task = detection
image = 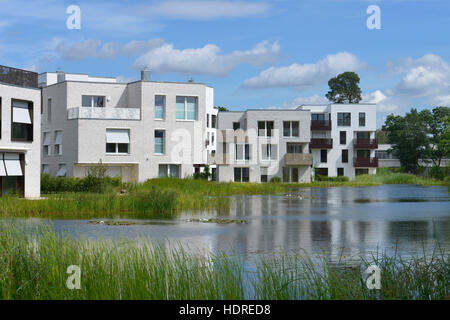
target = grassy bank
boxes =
[0,223,448,300]
[0,171,447,219]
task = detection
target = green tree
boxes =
[216,106,229,112]
[375,129,388,144]
[382,109,431,174]
[425,106,450,167]
[325,72,362,104]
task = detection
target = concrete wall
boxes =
[0,83,41,198]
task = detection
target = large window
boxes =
[158,164,180,178]
[106,129,130,154]
[235,144,250,161]
[359,113,366,126]
[287,143,303,154]
[154,130,165,154]
[283,167,299,183]
[82,95,105,108]
[211,115,217,128]
[233,122,240,130]
[337,113,351,126]
[155,95,165,120]
[176,96,197,120]
[283,121,299,137]
[337,168,344,176]
[234,167,249,182]
[57,164,67,177]
[11,100,33,141]
[258,121,274,137]
[261,144,277,160]
[54,131,62,155]
[43,132,51,156]
[47,98,52,123]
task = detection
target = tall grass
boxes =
[0,224,448,300]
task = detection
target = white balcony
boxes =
[67,107,141,120]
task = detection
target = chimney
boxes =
[56,69,65,83]
[141,67,151,81]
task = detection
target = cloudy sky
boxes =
[1,0,449,126]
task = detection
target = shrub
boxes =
[314,175,349,182]
[269,177,281,183]
[41,174,122,194]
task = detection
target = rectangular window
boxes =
[11,100,33,141]
[261,175,268,183]
[54,130,62,155]
[282,167,300,182]
[82,95,105,108]
[320,149,327,163]
[315,168,328,177]
[57,164,67,177]
[340,131,346,144]
[355,168,369,176]
[283,121,299,137]
[258,121,274,137]
[158,164,180,178]
[211,132,215,145]
[211,115,217,128]
[42,164,49,174]
[359,112,366,126]
[106,129,130,154]
[233,122,240,130]
[312,113,327,121]
[235,144,250,161]
[261,144,277,160]
[234,167,249,182]
[206,114,210,127]
[337,168,344,176]
[342,149,348,163]
[47,98,52,123]
[176,96,197,120]
[287,143,303,154]
[155,95,165,120]
[43,132,51,156]
[155,130,165,154]
[337,112,351,126]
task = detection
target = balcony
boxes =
[67,107,141,120]
[354,138,378,149]
[354,157,378,167]
[311,120,331,131]
[285,153,312,166]
[310,138,333,149]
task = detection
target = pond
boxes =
[18,185,450,263]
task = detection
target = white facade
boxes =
[297,103,378,180]
[41,71,216,182]
[216,109,312,183]
[38,71,116,88]
[0,79,41,198]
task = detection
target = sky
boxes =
[0,0,449,127]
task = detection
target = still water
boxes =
[25,185,450,261]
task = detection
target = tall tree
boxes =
[382,109,431,174]
[425,106,450,167]
[325,72,362,104]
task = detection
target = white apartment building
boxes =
[297,103,378,180]
[39,70,216,182]
[0,65,41,198]
[216,109,312,183]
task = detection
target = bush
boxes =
[314,175,349,182]
[269,177,281,183]
[41,173,122,194]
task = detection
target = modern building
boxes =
[376,144,450,169]
[0,65,41,198]
[39,70,216,182]
[215,109,312,183]
[297,103,378,180]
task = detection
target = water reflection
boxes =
[15,185,450,263]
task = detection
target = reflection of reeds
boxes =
[0,223,448,300]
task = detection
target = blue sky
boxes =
[1,0,449,126]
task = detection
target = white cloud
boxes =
[362,90,399,112]
[387,54,450,102]
[133,40,280,76]
[147,1,270,20]
[99,39,165,59]
[279,94,330,108]
[242,52,365,89]
[55,40,101,61]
